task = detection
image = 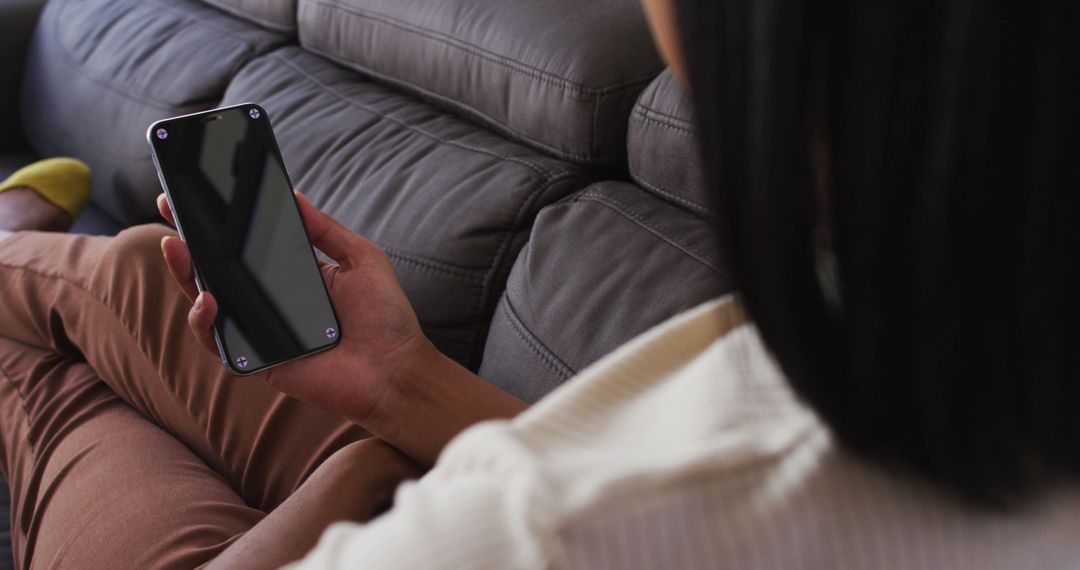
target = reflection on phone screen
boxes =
[152,107,339,373]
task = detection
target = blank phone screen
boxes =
[149,105,339,374]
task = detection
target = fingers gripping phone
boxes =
[148,104,340,375]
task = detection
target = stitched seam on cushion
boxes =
[201,0,297,33]
[628,109,710,215]
[53,0,266,109]
[384,253,484,283]
[576,193,722,273]
[500,299,574,380]
[374,244,487,284]
[627,169,711,216]
[636,103,697,129]
[309,0,662,96]
[297,45,620,164]
[275,53,573,178]
[143,0,270,45]
[632,106,697,135]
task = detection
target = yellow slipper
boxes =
[0,158,92,220]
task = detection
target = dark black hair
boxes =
[676,0,1080,505]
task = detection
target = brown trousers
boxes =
[0,225,376,568]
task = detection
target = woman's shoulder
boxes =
[508,293,812,448]
[519,294,804,426]
[430,297,1080,569]
[520,294,755,414]
[486,293,825,499]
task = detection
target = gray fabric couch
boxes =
[0,0,728,565]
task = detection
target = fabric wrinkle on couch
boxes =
[297,0,666,165]
[220,48,589,368]
[20,0,289,226]
[628,69,711,215]
[478,182,725,402]
[479,68,724,402]
[201,0,300,32]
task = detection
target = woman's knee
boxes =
[93,224,178,291]
[105,224,174,264]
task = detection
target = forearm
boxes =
[208,439,422,569]
[368,341,529,467]
[212,352,523,567]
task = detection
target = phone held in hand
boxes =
[147,103,341,375]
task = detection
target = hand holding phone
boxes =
[149,104,341,375]
[152,104,526,464]
[150,101,426,378]
[158,189,433,422]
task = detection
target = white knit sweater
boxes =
[289,297,1080,569]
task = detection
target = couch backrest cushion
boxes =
[296,0,664,166]
[221,48,589,367]
[21,0,287,225]
[201,0,298,32]
[478,182,729,402]
[627,69,711,215]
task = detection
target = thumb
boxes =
[295,192,369,270]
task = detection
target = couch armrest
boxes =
[0,0,48,154]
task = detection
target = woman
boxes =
[1,0,1077,567]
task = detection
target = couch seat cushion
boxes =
[479,182,729,402]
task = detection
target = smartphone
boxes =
[147,103,340,375]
